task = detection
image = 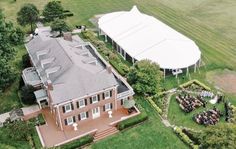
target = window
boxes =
[80,112,87,120]
[66,116,75,125]
[92,95,98,103]
[104,91,111,99]
[104,103,112,111]
[64,103,72,113]
[79,99,85,108]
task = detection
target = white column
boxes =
[194,63,197,72]
[198,58,201,67]
[164,69,166,79]
[186,67,189,76]
[105,35,108,42]
[132,58,135,65]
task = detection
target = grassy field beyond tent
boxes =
[1,0,236,70]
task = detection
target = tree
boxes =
[17,3,39,33]
[0,59,16,92]
[127,60,162,96]
[197,123,236,149]
[5,120,33,141]
[51,19,70,36]
[42,1,64,22]
[20,85,36,105]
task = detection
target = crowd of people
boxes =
[176,94,204,113]
[194,108,222,126]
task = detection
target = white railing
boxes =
[117,90,134,100]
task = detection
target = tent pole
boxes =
[105,35,108,42]
[194,63,197,73]
[164,69,166,80]
[186,67,189,76]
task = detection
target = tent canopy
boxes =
[98,6,201,69]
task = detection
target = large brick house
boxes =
[22,27,139,147]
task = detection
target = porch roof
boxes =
[34,89,47,101]
[22,67,41,86]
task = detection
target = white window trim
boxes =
[104,91,111,100]
[79,99,85,108]
[64,103,72,113]
[92,95,98,103]
[67,116,74,125]
[80,112,87,120]
[105,103,111,111]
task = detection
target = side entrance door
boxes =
[92,107,100,119]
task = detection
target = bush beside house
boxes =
[59,135,93,149]
[117,112,148,130]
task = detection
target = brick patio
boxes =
[37,107,139,148]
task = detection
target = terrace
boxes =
[22,67,42,88]
[37,107,140,148]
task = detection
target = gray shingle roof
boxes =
[26,27,119,104]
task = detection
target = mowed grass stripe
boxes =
[139,3,236,68]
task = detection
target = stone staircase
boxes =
[94,127,119,142]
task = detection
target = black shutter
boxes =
[64,119,67,125]
[73,116,76,122]
[62,106,65,113]
[103,105,105,111]
[86,112,89,118]
[121,99,124,105]
[98,94,100,101]
[71,103,74,110]
[110,103,113,109]
[78,114,81,121]
[85,99,87,105]
[103,93,105,99]
[90,97,92,104]
[110,90,112,97]
[77,101,80,108]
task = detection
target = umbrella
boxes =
[123,99,135,109]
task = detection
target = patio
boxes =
[38,107,139,148]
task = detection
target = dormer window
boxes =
[45,66,61,78]
[41,57,55,68]
[36,49,49,60]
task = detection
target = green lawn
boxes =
[90,97,187,149]
[168,93,226,130]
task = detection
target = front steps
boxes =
[94,127,119,142]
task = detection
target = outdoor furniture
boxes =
[123,99,135,114]
[108,110,113,118]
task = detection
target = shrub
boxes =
[179,79,211,91]
[173,126,198,149]
[117,112,148,130]
[147,97,162,114]
[60,135,93,149]
[22,54,31,68]
[20,85,36,105]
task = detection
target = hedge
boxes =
[173,126,199,149]
[147,97,162,114]
[60,135,93,149]
[117,112,148,130]
[179,79,211,91]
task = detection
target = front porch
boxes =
[37,107,140,148]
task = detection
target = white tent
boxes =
[98,6,201,71]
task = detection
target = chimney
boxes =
[106,65,112,74]
[47,80,53,90]
[63,32,72,41]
